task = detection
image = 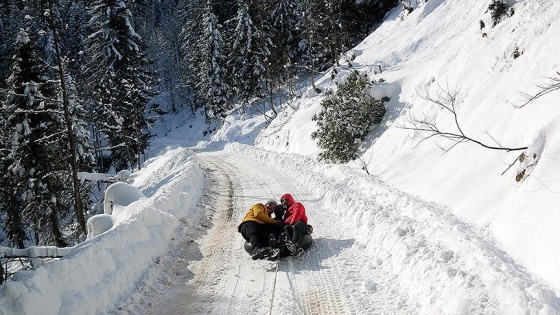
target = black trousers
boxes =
[284,221,308,244]
[240,221,281,248]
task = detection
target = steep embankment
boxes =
[254,0,560,290]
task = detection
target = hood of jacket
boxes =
[280,193,295,207]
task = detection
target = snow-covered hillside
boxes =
[252,0,560,290]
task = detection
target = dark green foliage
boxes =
[226,1,270,110]
[2,28,71,246]
[311,70,387,163]
[488,0,507,26]
[180,0,399,114]
[85,0,156,170]
[200,0,231,119]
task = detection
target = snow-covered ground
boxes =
[114,145,560,314]
[2,0,560,314]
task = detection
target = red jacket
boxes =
[281,193,308,225]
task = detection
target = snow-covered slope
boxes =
[254,0,560,290]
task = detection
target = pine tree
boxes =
[3,28,69,246]
[0,1,21,88]
[179,0,206,115]
[311,70,387,163]
[0,2,27,248]
[488,0,507,26]
[258,0,299,115]
[58,0,89,74]
[227,0,271,112]
[85,0,156,171]
[199,0,232,119]
[133,0,183,113]
[0,89,27,249]
[44,0,96,235]
[294,0,326,92]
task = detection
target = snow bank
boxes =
[0,147,204,315]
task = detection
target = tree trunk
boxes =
[303,1,318,92]
[268,75,276,116]
[49,210,67,247]
[46,0,86,234]
[329,1,340,67]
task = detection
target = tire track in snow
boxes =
[197,153,285,314]
[114,149,414,315]
[180,157,238,314]
[289,247,350,315]
[115,144,560,314]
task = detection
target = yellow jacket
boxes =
[238,203,277,231]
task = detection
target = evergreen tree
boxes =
[0,85,27,248]
[227,0,271,112]
[311,70,387,163]
[294,0,326,92]
[488,0,507,26]
[85,0,156,171]
[199,0,232,119]
[57,0,89,74]
[0,1,21,88]
[45,0,96,236]
[258,0,300,114]
[134,0,183,113]
[3,28,68,246]
[214,0,238,24]
[179,0,206,114]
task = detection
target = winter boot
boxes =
[285,242,304,257]
[251,247,269,260]
[265,248,281,260]
[285,241,296,255]
[269,234,278,248]
[280,232,290,246]
[278,233,291,256]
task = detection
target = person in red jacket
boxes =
[280,193,309,256]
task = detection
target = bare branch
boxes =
[400,87,528,152]
[501,152,525,175]
[356,140,377,175]
[516,72,560,108]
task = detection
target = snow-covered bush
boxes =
[86,214,114,239]
[311,70,387,163]
[103,182,145,215]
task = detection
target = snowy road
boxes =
[114,145,560,315]
[189,151,410,314]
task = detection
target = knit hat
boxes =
[265,199,277,206]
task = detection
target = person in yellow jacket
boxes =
[238,200,283,260]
